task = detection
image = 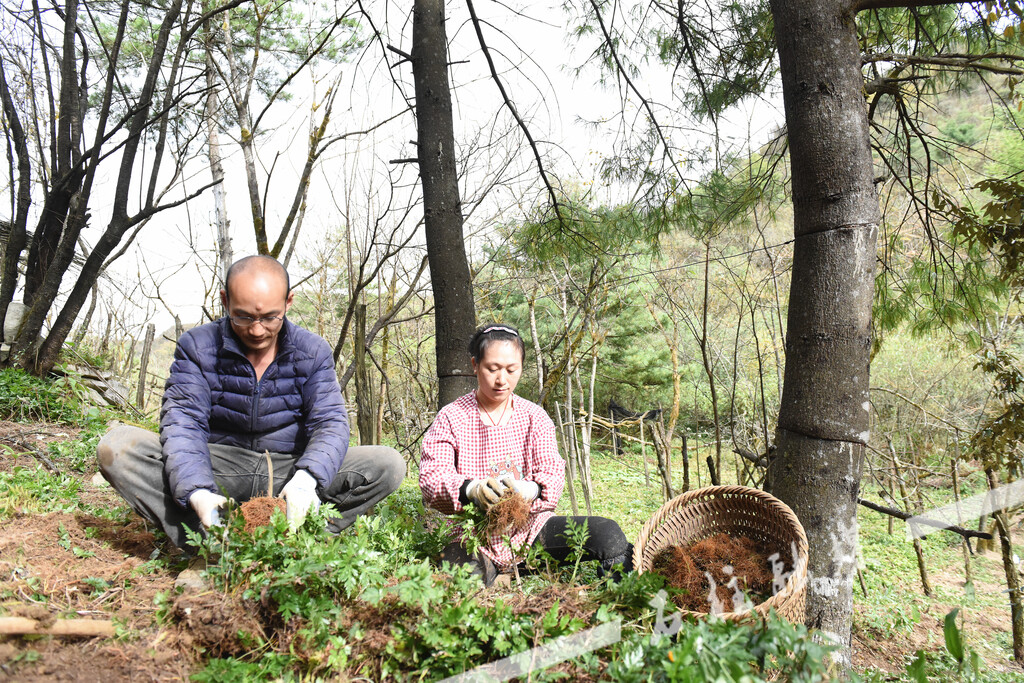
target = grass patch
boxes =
[0,464,83,519]
[0,367,92,424]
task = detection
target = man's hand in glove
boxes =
[189,489,229,528]
[499,475,539,502]
[466,477,506,511]
[281,469,320,529]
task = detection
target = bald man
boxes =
[98,255,405,550]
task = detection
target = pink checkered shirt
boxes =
[419,391,566,568]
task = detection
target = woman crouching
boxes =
[419,323,632,586]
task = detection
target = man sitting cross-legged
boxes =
[98,255,405,553]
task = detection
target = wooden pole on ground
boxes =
[0,617,115,638]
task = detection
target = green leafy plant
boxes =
[899,609,999,683]
[862,601,921,635]
[172,486,834,682]
[0,368,85,423]
[944,608,985,682]
[603,609,834,683]
[563,515,593,584]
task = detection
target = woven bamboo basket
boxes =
[633,485,808,624]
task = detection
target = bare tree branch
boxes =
[858,497,992,540]
[465,0,565,225]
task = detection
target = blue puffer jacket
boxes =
[161,317,350,508]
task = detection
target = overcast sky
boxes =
[6,0,785,337]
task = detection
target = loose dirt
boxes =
[0,421,188,682]
[0,510,187,681]
[170,590,266,659]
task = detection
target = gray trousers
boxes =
[97,424,406,548]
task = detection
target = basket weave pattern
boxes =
[634,485,808,623]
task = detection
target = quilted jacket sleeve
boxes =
[161,330,216,509]
[294,337,350,489]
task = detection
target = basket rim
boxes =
[633,485,809,620]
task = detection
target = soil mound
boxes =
[172,590,266,658]
[651,533,774,613]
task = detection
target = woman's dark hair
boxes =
[468,324,526,363]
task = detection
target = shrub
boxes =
[180,488,835,682]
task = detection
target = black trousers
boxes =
[440,515,633,586]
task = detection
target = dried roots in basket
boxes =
[651,533,774,613]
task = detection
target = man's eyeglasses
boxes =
[229,315,285,328]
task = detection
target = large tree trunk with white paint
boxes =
[766,0,879,666]
[411,0,478,408]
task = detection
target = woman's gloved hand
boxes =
[499,475,539,502]
[466,477,506,510]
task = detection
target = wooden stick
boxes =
[0,617,115,637]
[640,418,650,487]
[554,401,578,516]
[265,450,274,498]
[706,455,720,486]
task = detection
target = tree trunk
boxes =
[555,401,579,516]
[0,61,32,344]
[71,283,98,348]
[681,432,690,493]
[100,313,112,358]
[354,303,375,445]
[650,421,675,501]
[987,468,1024,663]
[886,441,931,596]
[376,319,389,445]
[205,15,232,292]
[698,241,722,481]
[411,0,477,409]
[950,438,973,587]
[135,323,155,410]
[24,0,84,303]
[220,10,267,253]
[766,0,879,666]
[13,0,186,375]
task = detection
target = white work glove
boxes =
[189,489,229,528]
[466,477,506,511]
[281,469,320,529]
[500,475,540,502]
